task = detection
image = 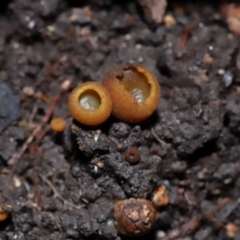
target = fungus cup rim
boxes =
[68,81,112,126]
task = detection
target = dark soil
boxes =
[0,1,240,240]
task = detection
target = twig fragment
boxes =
[10,96,58,166]
[39,174,82,210]
[151,127,168,150]
[164,198,230,240]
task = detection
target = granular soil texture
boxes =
[0,1,240,240]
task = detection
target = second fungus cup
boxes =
[50,117,66,133]
[102,64,160,123]
[68,82,112,126]
[0,204,12,221]
[0,209,8,221]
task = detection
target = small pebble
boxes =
[163,15,176,28]
[156,230,166,239]
[23,86,35,96]
[28,20,35,29]
[217,69,225,75]
[61,79,72,91]
[222,70,233,87]
[70,7,92,24]
[171,161,187,173]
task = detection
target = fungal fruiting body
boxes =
[0,210,8,221]
[124,146,140,164]
[114,198,157,236]
[50,117,66,133]
[102,64,160,123]
[0,205,12,221]
[68,82,112,126]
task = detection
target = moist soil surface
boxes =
[0,1,240,240]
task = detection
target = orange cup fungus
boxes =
[102,64,160,123]
[68,81,112,126]
[50,117,66,133]
[0,205,12,221]
[0,210,8,221]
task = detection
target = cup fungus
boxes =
[68,81,112,126]
[50,117,66,133]
[0,210,8,221]
[114,198,157,237]
[102,64,160,123]
[124,146,140,164]
[0,204,12,221]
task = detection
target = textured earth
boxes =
[0,1,240,240]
